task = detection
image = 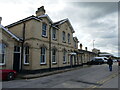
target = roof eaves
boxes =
[54,18,75,33]
[38,14,53,23]
[0,24,21,42]
[6,15,42,28]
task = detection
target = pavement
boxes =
[17,65,90,79]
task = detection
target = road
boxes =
[2,62,119,88]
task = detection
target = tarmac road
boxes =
[2,62,119,89]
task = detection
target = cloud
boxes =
[0,1,118,56]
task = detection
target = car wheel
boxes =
[7,72,15,81]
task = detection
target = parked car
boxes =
[113,59,118,62]
[87,57,107,65]
[0,69,17,81]
[117,59,120,66]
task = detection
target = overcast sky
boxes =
[0,0,119,57]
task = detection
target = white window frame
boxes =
[52,49,56,64]
[63,50,67,63]
[40,47,46,64]
[42,23,47,37]
[62,31,66,42]
[0,44,6,65]
[24,46,29,65]
[52,28,56,40]
[68,33,70,43]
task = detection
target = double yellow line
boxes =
[90,72,118,88]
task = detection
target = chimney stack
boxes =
[0,17,2,24]
[80,43,82,50]
[36,6,46,16]
[85,47,87,51]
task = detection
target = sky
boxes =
[0,0,119,57]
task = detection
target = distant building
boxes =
[99,52,114,58]
[92,48,100,54]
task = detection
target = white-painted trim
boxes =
[40,47,46,64]
[23,47,29,65]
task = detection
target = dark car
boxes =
[88,57,105,65]
[0,69,17,81]
[118,59,120,66]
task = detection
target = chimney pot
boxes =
[80,43,82,50]
[36,6,46,16]
[85,47,87,51]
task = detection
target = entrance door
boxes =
[13,46,21,72]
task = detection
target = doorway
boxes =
[13,46,21,72]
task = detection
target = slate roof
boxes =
[6,15,42,28]
[0,24,21,42]
[53,18,75,33]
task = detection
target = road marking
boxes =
[90,72,118,88]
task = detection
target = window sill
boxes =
[40,63,47,65]
[52,62,57,65]
[24,63,29,66]
[62,41,66,43]
[42,35,48,38]
[63,62,67,64]
[0,64,6,67]
[52,38,57,41]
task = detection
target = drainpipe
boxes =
[49,23,52,71]
[20,23,26,72]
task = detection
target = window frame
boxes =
[0,43,6,65]
[68,33,70,43]
[62,31,66,42]
[52,28,57,40]
[24,46,29,65]
[52,49,56,64]
[42,23,47,37]
[63,50,67,64]
[40,47,46,64]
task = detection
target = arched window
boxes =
[52,49,56,63]
[0,43,6,65]
[24,46,29,64]
[40,47,46,64]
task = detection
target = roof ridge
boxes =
[6,15,41,28]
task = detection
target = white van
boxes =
[88,57,108,65]
[94,57,108,63]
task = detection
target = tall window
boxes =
[68,33,70,43]
[24,46,29,64]
[52,28,56,40]
[62,31,66,42]
[63,50,67,63]
[0,44,6,65]
[52,49,56,63]
[42,23,47,36]
[40,47,46,64]
[74,41,77,48]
